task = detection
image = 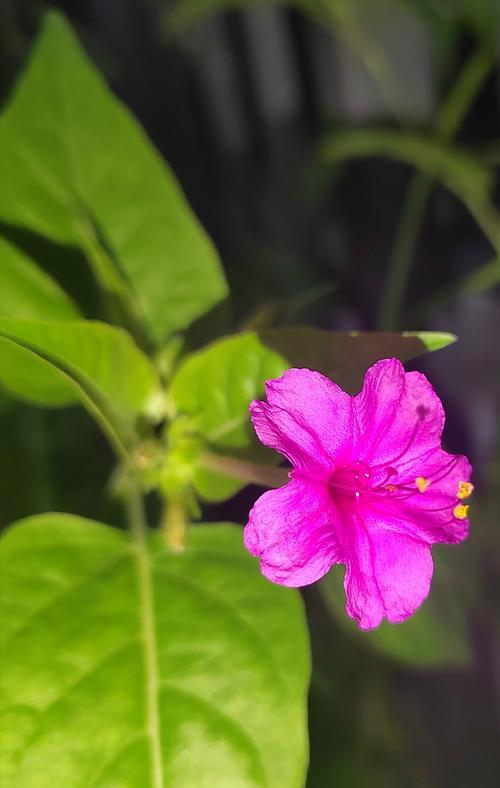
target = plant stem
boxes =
[76,210,152,352]
[436,47,494,139]
[377,173,432,329]
[126,485,164,788]
[126,483,148,543]
[162,496,188,552]
[377,45,494,329]
[202,452,290,489]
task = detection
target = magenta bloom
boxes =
[244,359,472,629]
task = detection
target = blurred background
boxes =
[1,1,499,786]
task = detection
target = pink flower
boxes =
[244,359,472,630]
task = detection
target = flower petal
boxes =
[244,478,341,586]
[250,368,354,475]
[362,449,471,545]
[401,449,471,542]
[355,358,445,470]
[343,513,433,629]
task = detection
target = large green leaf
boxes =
[0,237,80,321]
[320,545,473,667]
[0,514,310,787]
[0,319,162,458]
[0,12,228,344]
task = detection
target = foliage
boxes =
[0,8,488,786]
[320,545,473,667]
[0,12,227,346]
[1,515,309,787]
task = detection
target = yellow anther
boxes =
[415,476,431,493]
[453,504,469,520]
[457,481,474,500]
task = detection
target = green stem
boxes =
[126,483,148,544]
[162,496,188,552]
[75,214,129,322]
[377,45,494,329]
[202,451,290,489]
[76,211,152,352]
[436,46,494,139]
[126,485,164,788]
[377,173,432,329]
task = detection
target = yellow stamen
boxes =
[457,481,474,500]
[453,504,469,520]
[415,476,431,493]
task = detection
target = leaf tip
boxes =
[404,331,457,352]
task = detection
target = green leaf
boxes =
[259,328,456,393]
[409,330,457,352]
[0,237,81,321]
[0,514,310,787]
[171,333,287,449]
[170,332,288,501]
[0,11,228,343]
[0,239,84,407]
[0,319,162,458]
[320,546,472,667]
[0,338,76,407]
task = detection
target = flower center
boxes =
[328,457,472,524]
[328,461,374,502]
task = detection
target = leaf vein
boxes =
[154,567,285,691]
[4,553,129,645]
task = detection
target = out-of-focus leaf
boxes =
[0,319,162,458]
[260,328,456,393]
[322,127,491,198]
[399,0,496,43]
[0,514,310,787]
[165,0,272,33]
[320,545,473,667]
[0,12,228,344]
[0,237,80,321]
[164,0,455,119]
[321,128,500,251]
[242,284,336,332]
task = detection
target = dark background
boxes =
[1,1,499,786]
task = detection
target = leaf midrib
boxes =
[129,494,164,788]
[0,333,133,462]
